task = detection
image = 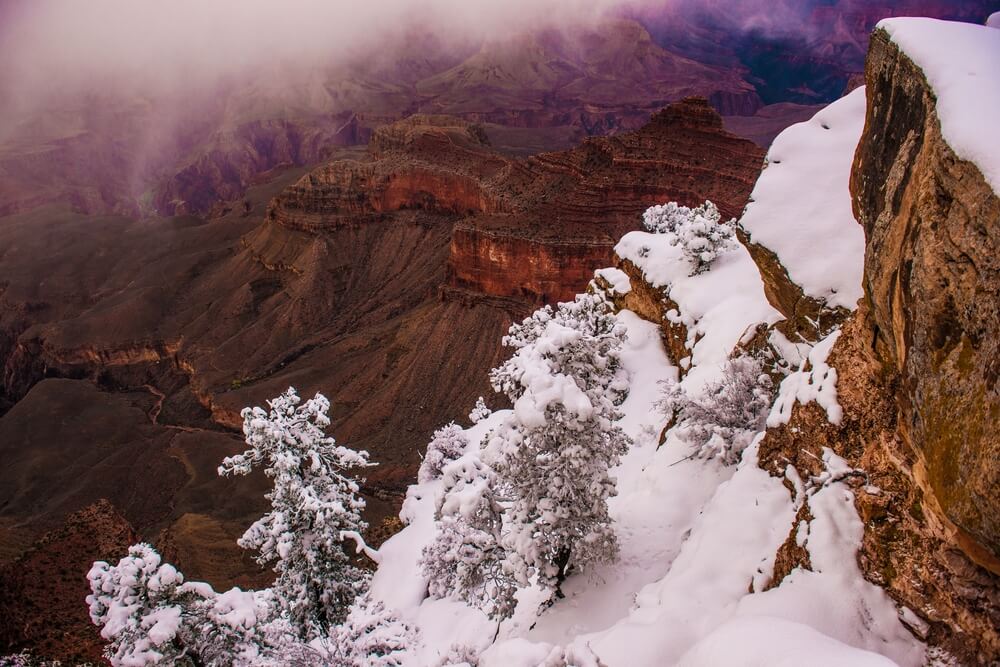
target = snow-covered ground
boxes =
[878,17,1000,194]
[737,88,867,312]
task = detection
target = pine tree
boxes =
[468,397,492,424]
[486,292,630,595]
[87,544,199,666]
[418,422,470,483]
[218,387,373,639]
[87,544,303,666]
[420,454,517,620]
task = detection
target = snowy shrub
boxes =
[325,593,419,667]
[435,643,482,666]
[420,455,517,620]
[218,387,373,638]
[658,355,774,464]
[642,201,737,275]
[487,292,630,595]
[468,396,492,424]
[87,543,198,666]
[418,422,470,483]
[87,544,300,667]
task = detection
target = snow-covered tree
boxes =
[325,593,419,667]
[642,201,737,275]
[218,387,373,638]
[420,455,517,620]
[87,544,302,667]
[657,355,774,464]
[468,397,492,424]
[486,292,630,595]
[87,543,199,666]
[418,422,470,483]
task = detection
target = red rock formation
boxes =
[446,98,765,304]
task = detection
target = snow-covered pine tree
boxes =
[418,422,470,483]
[642,200,737,275]
[468,397,492,424]
[419,454,517,620]
[486,291,630,596]
[326,593,419,667]
[218,387,373,639]
[87,543,199,666]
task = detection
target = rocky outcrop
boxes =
[853,28,1000,565]
[267,117,505,232]
[448,226,618,305]
[756,27,1000,663]
[447,98,765,306]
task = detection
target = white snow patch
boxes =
[595,267,632,295]
[615,227,781,393]
[878,17,1000,193]
[768,329,843,427]
[738,87,867,311]
[675,615,900,667]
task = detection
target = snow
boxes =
[989,12,1000,29]
[768,329,843,427]
[675,616,899,667]
[595,267,631,296]
[877,17,1000,194]
[615,223,781,394]
[738,88,867,311]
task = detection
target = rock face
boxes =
[271,100,764,307]
[446,99,764,305]
[853,28,1000,564]
[755,27,1000,663]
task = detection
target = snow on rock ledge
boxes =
[615,224,781,391]
[738,88,867,313]
[877,17,1000,194]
